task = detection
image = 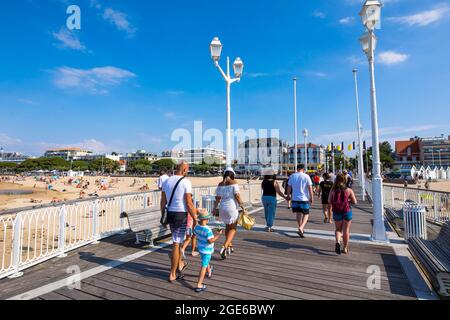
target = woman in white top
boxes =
[213,168,246,260]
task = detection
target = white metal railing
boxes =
[366,180,450,225]
[0,182,262,280]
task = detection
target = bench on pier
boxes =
[408,221,450,297]
[123,207,171,246]
[385,207,404,231]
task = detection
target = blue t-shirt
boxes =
[194,225,214,254]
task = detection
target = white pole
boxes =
[304,135,308,171]
[293,77,298,172]
[353,69,366,201]
[367,30,387,242]
[226,57,232,168]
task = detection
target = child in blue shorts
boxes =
[193,209,222,293]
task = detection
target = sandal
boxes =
[342,247,349,254]
[219,247,227,260]
[195,285,207,293]
[208,265,214,278]
[298,229,305,238]
[179,262,189,273]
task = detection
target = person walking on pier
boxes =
[287,164,314,238]
[328,173,357,255]
[282,171,293,209]
[194,210,222,293]
[213,168,246,259]
[261,173,288,232]
[318,172,333,223]
[160,161,198,282]
[157,170,170,191]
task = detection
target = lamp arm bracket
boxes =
[215,62,228,81]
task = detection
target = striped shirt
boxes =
[194,225,214,254]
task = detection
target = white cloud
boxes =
[309,71,328,78]
[247,72,269,78]
[166,90,185,96]
[339,16,355,25]
[312,11,326,19]
[102,8,137,36]
[53,28,86,52]
[164,112,176,119]
[313,124,444,146]
[17,98,40,106]
[378,51,409,65]
[347,55,365,66]
[388,4,450,27]
[53,66,136,94]
[0,134,22,147]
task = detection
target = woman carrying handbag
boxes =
[213,167,246,260]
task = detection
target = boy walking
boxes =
[194,210,222,293]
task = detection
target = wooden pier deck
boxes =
[0,185,429,300]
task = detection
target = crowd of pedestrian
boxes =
[159,161,359,293]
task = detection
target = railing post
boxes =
[143,193,148,209]
[92,200,100,244]
[8,213,24,279]
[433,193,438,222]
[391,188,395,208]
[403,189,406,203]
[57,205,68,258]
[119,197,127,234]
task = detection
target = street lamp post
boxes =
[359,0,388,242]
[210,37,244,168]
[303,129,309,171]
[353,69,366,201]
[293,77,298,172]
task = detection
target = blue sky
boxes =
[1,0,450,156]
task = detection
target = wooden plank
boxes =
[101,268,233,301]
[94,272,200,300]
[53,287,104,300]
[39,291,73,300]
[73,281,134,300]
[85,276,168,300]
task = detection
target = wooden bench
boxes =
[408,221,450,297]
[385,207,404,231]
[123,207,171,246]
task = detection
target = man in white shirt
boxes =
[287,164,314,238]
[157,170,170,190]
[160,161,198,283]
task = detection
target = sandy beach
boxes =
[0,175,260,212]
[385,180,450,193]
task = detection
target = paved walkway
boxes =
[0,184,434,300]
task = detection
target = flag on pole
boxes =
[327,145,332,152]
[337,144,342,152]
[348,143,353,151]
[353,141,356,150]
[363,141,367,150]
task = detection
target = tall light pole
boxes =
[293,77,298,172]
[210,37,244,168]
[359,0,388,242]
[303,129,309,171]
[353,69,366,201]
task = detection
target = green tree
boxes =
[71,161,89,171]
[0,162,18,173]
[364,141,395,172]
[17,157,71,172]
[89,158,120,173]
[127,159,153,174]
[153,159,176,171]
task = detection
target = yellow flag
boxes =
[348,144,353,151]
[327,145,332,151]
[337,145,342,152]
